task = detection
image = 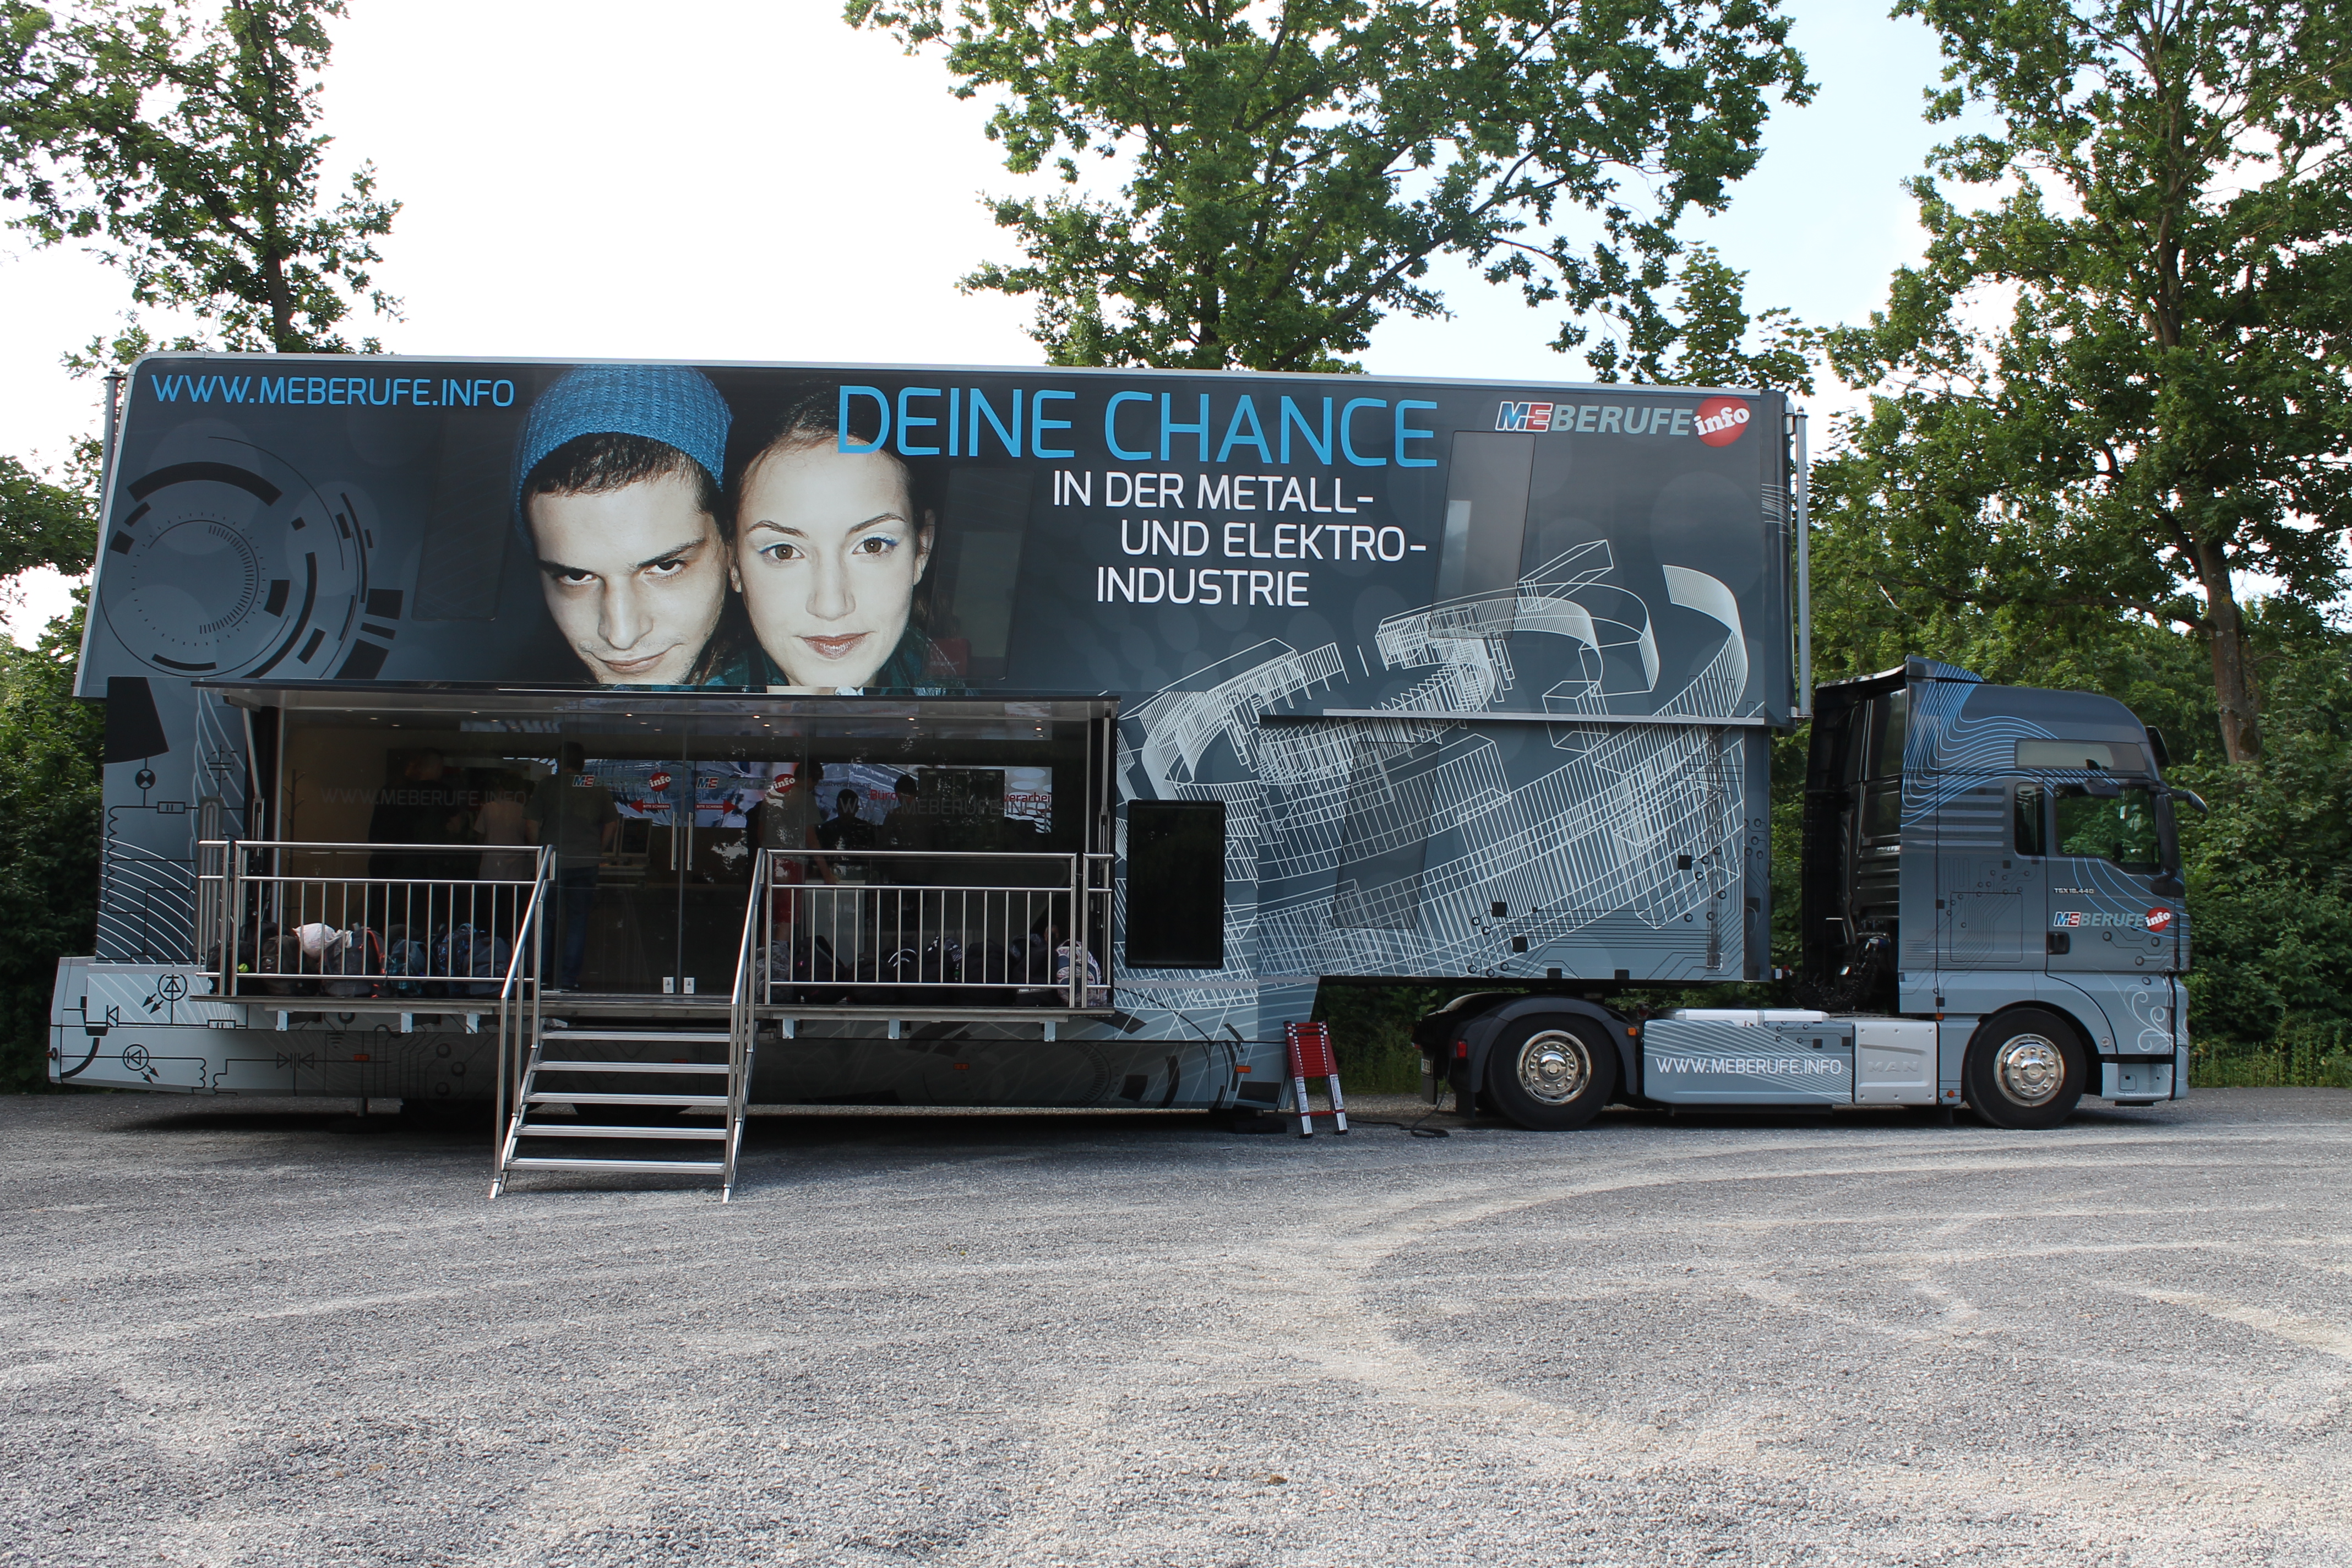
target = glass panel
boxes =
[548,715,688,995]
[705,709,1093,997]
[2018,739,2145,772]
[270,699,1106,1000]
[1867,689,1909,780]
[2013,781,2046,856]
[2054,785,2166,873]
[1861,780,1902,842]
[268,715,551,999]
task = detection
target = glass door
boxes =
[551,715,766,997]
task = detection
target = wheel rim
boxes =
[1993,1033,2066,1107]
[1516,1030,1591,1105]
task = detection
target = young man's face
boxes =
[529,470,729,684]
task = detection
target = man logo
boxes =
[1694,396,1751,447]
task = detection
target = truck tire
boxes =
[1484,1015,1618,1130]
[1965,1009,2086,1130]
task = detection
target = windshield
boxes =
[2053,783,2170,874]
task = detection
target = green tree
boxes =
[0,450,97,579]
[0,599,102,1091]
[1822,0,2352,763]
[1627,242,1820,392]
[847,0,1811,372]
[0,438,100,1092]
[2173,638,2352,1075]
[0,0,399,352]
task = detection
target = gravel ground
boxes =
[3,1088,2348,1567]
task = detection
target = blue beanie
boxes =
[513,364,731,518]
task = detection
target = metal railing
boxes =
[197,840,552,1003]
[491,867,551,1179]
[747,847,1114,1010]
[724,849,769,1200]
[194,839,1115,1014]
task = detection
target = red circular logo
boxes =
[1693,396,1752,447]
[2146,907,2174,933]
[647,770,672,793]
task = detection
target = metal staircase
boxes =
[488,861,762,1201]
[491,1026,740,1195]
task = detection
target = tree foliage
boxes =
[2171,641,2352,1065]
[1624,242,1820,393]
[1822,0,2352,763]
[0,0,399,352]
[0,600,101,1092]
[0,449,96,579]
[847,0,1811,372]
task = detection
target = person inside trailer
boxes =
[714,385,950,692]
[364,747,476,941]
[525,744,619,991]
[816,785,877,874]
[881,772,929,854]
[366,748,472,875]
[749,764,822,944]
[515,365,736,686]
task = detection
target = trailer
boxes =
[52,355,2192,1192]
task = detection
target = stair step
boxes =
[541,1030,731,1045]
[529,1092,727,1108]
[515,1122,727,1141]
[533,1059,729,1075]
[504,1157,726,1175]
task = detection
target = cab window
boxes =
[1867,689,1909,780]
[2052,785,2165,873]
[2013,781,2046,856]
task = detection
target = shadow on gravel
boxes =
[1591,1104,2175,1133]
[736,1112,1246,1153]
[108,1104,492,1144]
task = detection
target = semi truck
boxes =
[51,354,2192,1193]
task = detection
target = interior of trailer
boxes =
[206,682,1118,1006]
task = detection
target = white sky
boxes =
[0,0,1961,643]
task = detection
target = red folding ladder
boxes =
[1283,1021,1348,1137]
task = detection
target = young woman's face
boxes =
[733,445,933,690]
[528,470,729,684]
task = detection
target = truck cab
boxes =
[1801,656,2192,1115]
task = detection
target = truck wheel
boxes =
[1965,1009,2086,1130]
[1484,1016,1618,1130]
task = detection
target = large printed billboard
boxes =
[83,356,1789,709]
[81,355,1790,983]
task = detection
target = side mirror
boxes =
[2167,787,2210,816]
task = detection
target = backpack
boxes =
[320,926,384,999]
[765,934,847,1003]
[1053,941,1108,1007]
[433,923,512,999]
[251,933,318,997]
[382,936,431,998]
